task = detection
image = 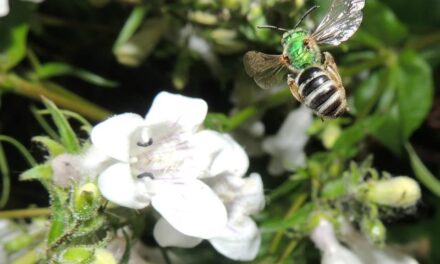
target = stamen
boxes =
[137,138,153,147]
[137,172,154,179]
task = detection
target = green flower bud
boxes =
[3,234,33,253]
[365,176,421,208]
[361,217,386,246]
[59,246,94,264]
[92,249,117,264]
[322,124,341,149]
[188,11,218,25]
[72,183,101,220]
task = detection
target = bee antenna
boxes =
[294,5,319,28]
[257,25,288,32]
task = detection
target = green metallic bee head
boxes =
[281,28,321,70]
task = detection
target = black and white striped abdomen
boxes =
[296,66,346,118]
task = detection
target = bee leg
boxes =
[322,52,342,87]
[287,74,302,103]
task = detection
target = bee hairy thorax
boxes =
[296,66,346,118]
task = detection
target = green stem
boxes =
[269,192,307,254]
[226,88,292,131]
[0,144,10,208]
[1,74,111,121]
[405,143,440,197]
[405,31,440,51]
[276,239,300,264]
[0,208,51,218]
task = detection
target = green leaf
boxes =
[204,112,230,132]
[32,136,66,158]
[47,185,69,245]
[35,62,118,88]
[0,1,34,72]
[396,51,433,140]
[360,0,408,46]
[406,143,440,197]
[261,203,314,232]
[20,164,53,181]
[42,98,80,153]
[370,51,433,154]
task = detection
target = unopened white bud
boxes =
[366,176,421,208]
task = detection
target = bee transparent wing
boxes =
[243,51,289,90]
[311,0,365,46]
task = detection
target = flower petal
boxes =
[152,179,227,238]
[0,0,9,17]
[98,163,150,209]
[153,218,203,248]
[91,113,144,162]
[192,130,249,178]
[145,92,207,132]
[209,217,261,261]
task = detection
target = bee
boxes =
[243,0,365,118]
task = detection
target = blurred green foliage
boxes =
[0,0,439,263]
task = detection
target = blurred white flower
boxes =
[310,219,363,264]
[154,173,265,261]
[340,219,419,264]
[0,0,44,17]
[90,91,249,239]
[262,106,313,175]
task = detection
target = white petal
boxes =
[0,0,9,17]
[262,106,312,175]
[91,113,144,162]
[153,218,203,248]
[321,246,363,264]
[209,217,261,261]
[210,133,249,178]
[151,179,227,238]
[98,163,150,209]
[145,92,207,132]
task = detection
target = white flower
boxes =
[310,219,363,264]
[90,91,248,239]
[262,106,312,175]
[153,173,265,261]
[0,0,44,17]
[339,220,419,264]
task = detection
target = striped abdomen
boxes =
[296,66,347,118]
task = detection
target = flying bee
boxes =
[243,0,365,118]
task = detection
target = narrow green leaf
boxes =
[32,136,66,158]
[47,185,69,245]
[20,164,53,182]
[0,135,37,166]
[113,6,149,51]
[0,144,10,208]
[406,143,440,197]
[42,98,80,153]
[35,62,118,88]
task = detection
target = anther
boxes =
[137,172,154,180]
[137,138,153,147]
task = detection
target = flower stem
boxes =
[0,73,111,121]
[269,192,307,254]
[0,208,51,218]
[276,239,299,264]
[227,88,292,131]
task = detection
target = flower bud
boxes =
[51,153,82,188]
[3,234,33,253]
[92,249,117,264]
[58,246,94,264]
[364,176,421,208]
[361,217,386,246]
[72,183,101,220]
